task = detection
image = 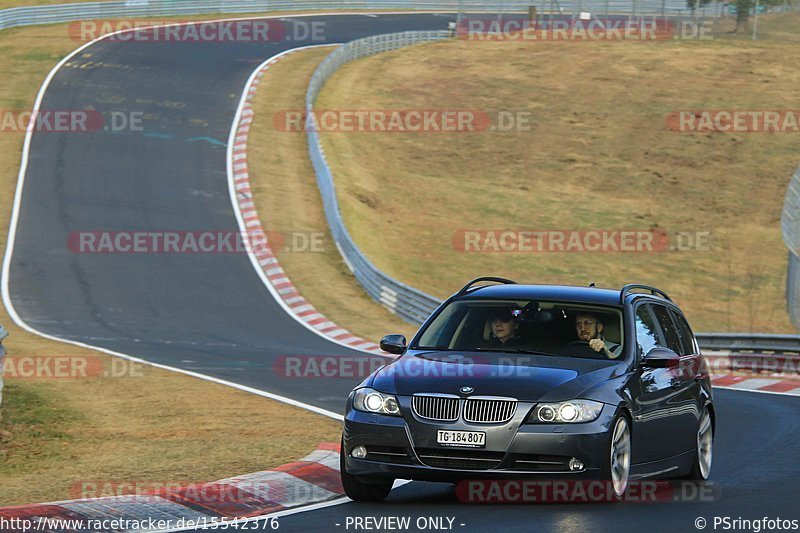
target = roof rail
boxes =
[620,284,672,304]
[456,277,517,296]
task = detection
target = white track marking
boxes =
[224,47,395,356]
[1,13,430,417]
[2,11,796,527]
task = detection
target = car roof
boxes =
[454,284,631,307]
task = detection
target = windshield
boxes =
[413,299,625,360]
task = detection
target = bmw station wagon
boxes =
[340,278,714,501]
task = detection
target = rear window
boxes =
[671,309,697,356]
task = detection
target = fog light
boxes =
[569,458,584,471]
[351,445,367,459]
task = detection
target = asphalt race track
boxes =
[5,13,799,532]
[6,14,453,413]
[273,388,800,532]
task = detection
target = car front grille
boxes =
[463,398,517,423]
[412,395,460,421]
[415,448,505,470]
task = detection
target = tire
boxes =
[340,438,394,502]
[601,414,632,498]
[683,407,713,480]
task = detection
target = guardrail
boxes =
[0,0,726,33]
[0,324,7,410]
[306,30,800,352]
[306,30,447,324]
[1,0,793,356]
[783,166,800,329]
[697,332,800,354]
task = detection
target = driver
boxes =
[485,308,522,348]
[574,312,622,359]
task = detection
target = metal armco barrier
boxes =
[0,0,727,33]
[0,0,794,352]
[305,30,800,357]
[783,166,800,329]
[306,31,446,324]
[0,324,7,410]
[697,332,800,354]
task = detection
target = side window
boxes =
[635,305,660,358]
[651,305,683,355]
[671,310,697,356]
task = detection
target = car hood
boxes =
[370,351,627,402]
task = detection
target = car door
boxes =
[630,303,693,464]
[669,307,706,448]
[648,304,698,457]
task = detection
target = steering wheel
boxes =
[568,340,590,346]
[564,339,604,359]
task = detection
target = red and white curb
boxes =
[0,443,344,531]
[227,51,800,397]
[705,352,800,395]
[230,48,387,356]
[711,374,800,394]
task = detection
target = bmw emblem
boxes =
[460,386,475,395]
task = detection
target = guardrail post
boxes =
[0,324,7,413]
[782,165,800,330]
[0,1,724,35]
[305,31,449,323]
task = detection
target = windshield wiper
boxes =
[475,347,558,357]
[413,345,451,351]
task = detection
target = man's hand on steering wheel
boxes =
[588,338,607,354]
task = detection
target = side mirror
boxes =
[642,346,680,368]
[380,334,407,355]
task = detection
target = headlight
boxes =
[353,388,401,416]
[528,400,603,423]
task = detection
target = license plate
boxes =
[436,430,486,448]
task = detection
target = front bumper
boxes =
[343,403,616,482]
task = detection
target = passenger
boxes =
[485,308,522,348]
[574,312,622,359]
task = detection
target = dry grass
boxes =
[313,14,800,334]
[0,371,342,505]
[0,21,340,507]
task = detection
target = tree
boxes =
[687,0,784,34]
[735,0,753,33]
